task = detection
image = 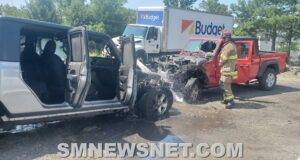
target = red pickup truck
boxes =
[155,37,288,103]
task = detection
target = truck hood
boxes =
[159,54,208,67]
[112,36,144,46]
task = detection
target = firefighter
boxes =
[220,30,238,109]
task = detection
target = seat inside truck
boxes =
[86,35,120,101]
[20,28,68,104]
[20,28,120,104]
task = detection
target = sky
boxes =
[124,0,238,9]
[0,0,238,9]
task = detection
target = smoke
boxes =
[157,68,184,103]
[137,59,186,103]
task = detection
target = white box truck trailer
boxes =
[113,6,234,63]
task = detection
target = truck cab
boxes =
[113,24,161,63]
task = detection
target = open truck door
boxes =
[119,36,137,106]
[66,27,91,108]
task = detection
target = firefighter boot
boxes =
[225,99,234,109]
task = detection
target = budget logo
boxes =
[140,14,160,21]
[181,20,195,34]
[181,19,226,36]
[137,11,163,26]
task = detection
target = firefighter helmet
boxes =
[221,30,232,38]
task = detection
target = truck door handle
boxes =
[240,65,249,67]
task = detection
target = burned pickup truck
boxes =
[0,17,173,128]
[151,37,288,103]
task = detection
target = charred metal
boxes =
[151,54,209,92]
[136,66,171,97]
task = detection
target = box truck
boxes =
[113,6,234,63]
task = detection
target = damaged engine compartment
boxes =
[134,60,174,120]
[136,60,171,95]
[150,54,210,93]
[134,38,219,105]
[144,39,219,103]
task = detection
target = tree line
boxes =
[0,0,135,37]
[0,0,299,57]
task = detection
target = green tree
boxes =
[233,21,258,37]
[163,0,197,9]
[230,0,261,23]
[28,0,134,36]
[230,0,262,39]
[121,8,136,24]
[86,22,105,33]
[56,0,92,26]
[230,0,300,53]
[90,0,129,37]
[230,0,262,42]
[277,42,298,53]
[276,0,300,56]
[256,0,300,54]
[254,5,284,50]
[199,0,231,16]
[25,0,61,23]
[279,14,300,56]
[53,0,72,23]
[0,5,27,18]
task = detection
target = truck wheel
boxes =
[183,78,201,104]
[138,88,173,121]
[136,50,148,64]
[259,68,277,90]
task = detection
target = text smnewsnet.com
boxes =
[57,142,243,158]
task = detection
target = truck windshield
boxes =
[123,25,148,38]
[184,40,218,54]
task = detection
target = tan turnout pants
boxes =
[221,75,234,101]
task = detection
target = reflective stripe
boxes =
[221,55,238,60]
[222,71,238,76]
[224,95,234,100]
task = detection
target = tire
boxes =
[136,50,148,64]
[258,68,277,90]
[138,88,173,121]
[183,78,201,104]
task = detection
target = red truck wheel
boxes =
[259,68,277,90]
